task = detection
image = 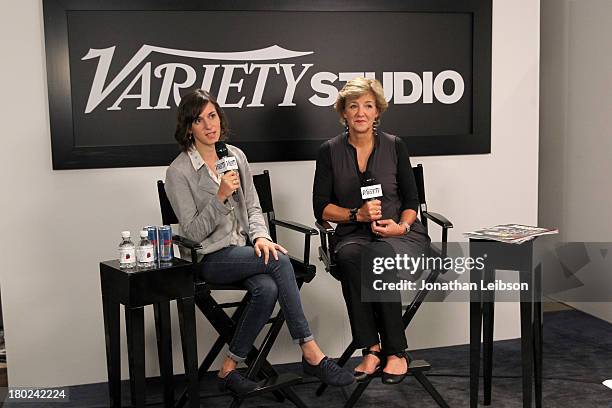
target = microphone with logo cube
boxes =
[360,172,383,226]
[214,141,240,202]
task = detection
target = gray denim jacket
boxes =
[165,145,272,255]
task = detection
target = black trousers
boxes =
[335,240,408,355]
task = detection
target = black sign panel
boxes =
[44,0,491,169]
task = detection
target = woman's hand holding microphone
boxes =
[354,200,406,238]
[356,199,382,222]
[216,170,240,202]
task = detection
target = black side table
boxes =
[100,259,199,408]
[469,239,543,408]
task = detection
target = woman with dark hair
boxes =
[312,78,431,385]
[165,89,353,395]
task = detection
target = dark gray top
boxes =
[312,131,430,254]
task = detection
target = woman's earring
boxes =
[373,118,379,135]
[344,120,349,135]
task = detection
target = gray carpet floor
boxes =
[3,309,612,407]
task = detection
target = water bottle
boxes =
[136,230,155,268]
[118,231,136,269]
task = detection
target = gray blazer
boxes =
[165,145,272,255]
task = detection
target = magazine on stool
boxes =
[464,224,558,244]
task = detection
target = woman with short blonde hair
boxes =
[334,77,389,121]
[313,77,430,385]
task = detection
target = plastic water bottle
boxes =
[118,231,136,269]
[136,230,155,268]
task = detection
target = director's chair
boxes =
[315,164,451,408]
[157,170,318,408]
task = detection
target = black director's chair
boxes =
[157,170,318,408]
[315,164,451,408]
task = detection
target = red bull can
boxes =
[158,225,173,261]
[144,226,158,261]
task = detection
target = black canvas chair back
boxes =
[157,171,274,227]
[157,171,317,408]
[157,180,178,225]
[315,163,452,408]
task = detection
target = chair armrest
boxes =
[172,234,203,250]
[269,218,318,267]
[270,218,318,236]
[315,220,337,274]
[315,220,336,236]
[172,234,202,263]
[422,211,453,229]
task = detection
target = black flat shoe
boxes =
[218,371,261,395]
[354,348,383,382]
[381,351,410,385]
[303,356,355,386]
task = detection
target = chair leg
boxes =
[344,380,371,408]
[248,312,307,408]
[281,386,310,408]
[413,371,450,408]
[229,396,243,408]
[177,297,200,408]
[243,339,286,403]
[244,312,289,403]
[198,336,226,378]
[254,361,285,402]
[245,310,286,379]
[177,294,245,408]
[402,269,440,326]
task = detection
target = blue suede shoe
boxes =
[302,356,355,386]
[218,371,261,395]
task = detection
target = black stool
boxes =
[469,239,543,408]
[100,258,199,408]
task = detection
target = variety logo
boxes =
[361,184,383,200]
[82,44,465,114]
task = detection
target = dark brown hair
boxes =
[174,89,229,152]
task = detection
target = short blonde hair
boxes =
[334,77,388,125]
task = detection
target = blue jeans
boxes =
[199,245,313,362]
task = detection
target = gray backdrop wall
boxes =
[539,0,612,323]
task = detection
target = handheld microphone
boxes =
[214,141,239,201]
[360,171,383,201]
[360,171,383,226]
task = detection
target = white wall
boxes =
[0,0,540,387]
[539,0,612,322]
